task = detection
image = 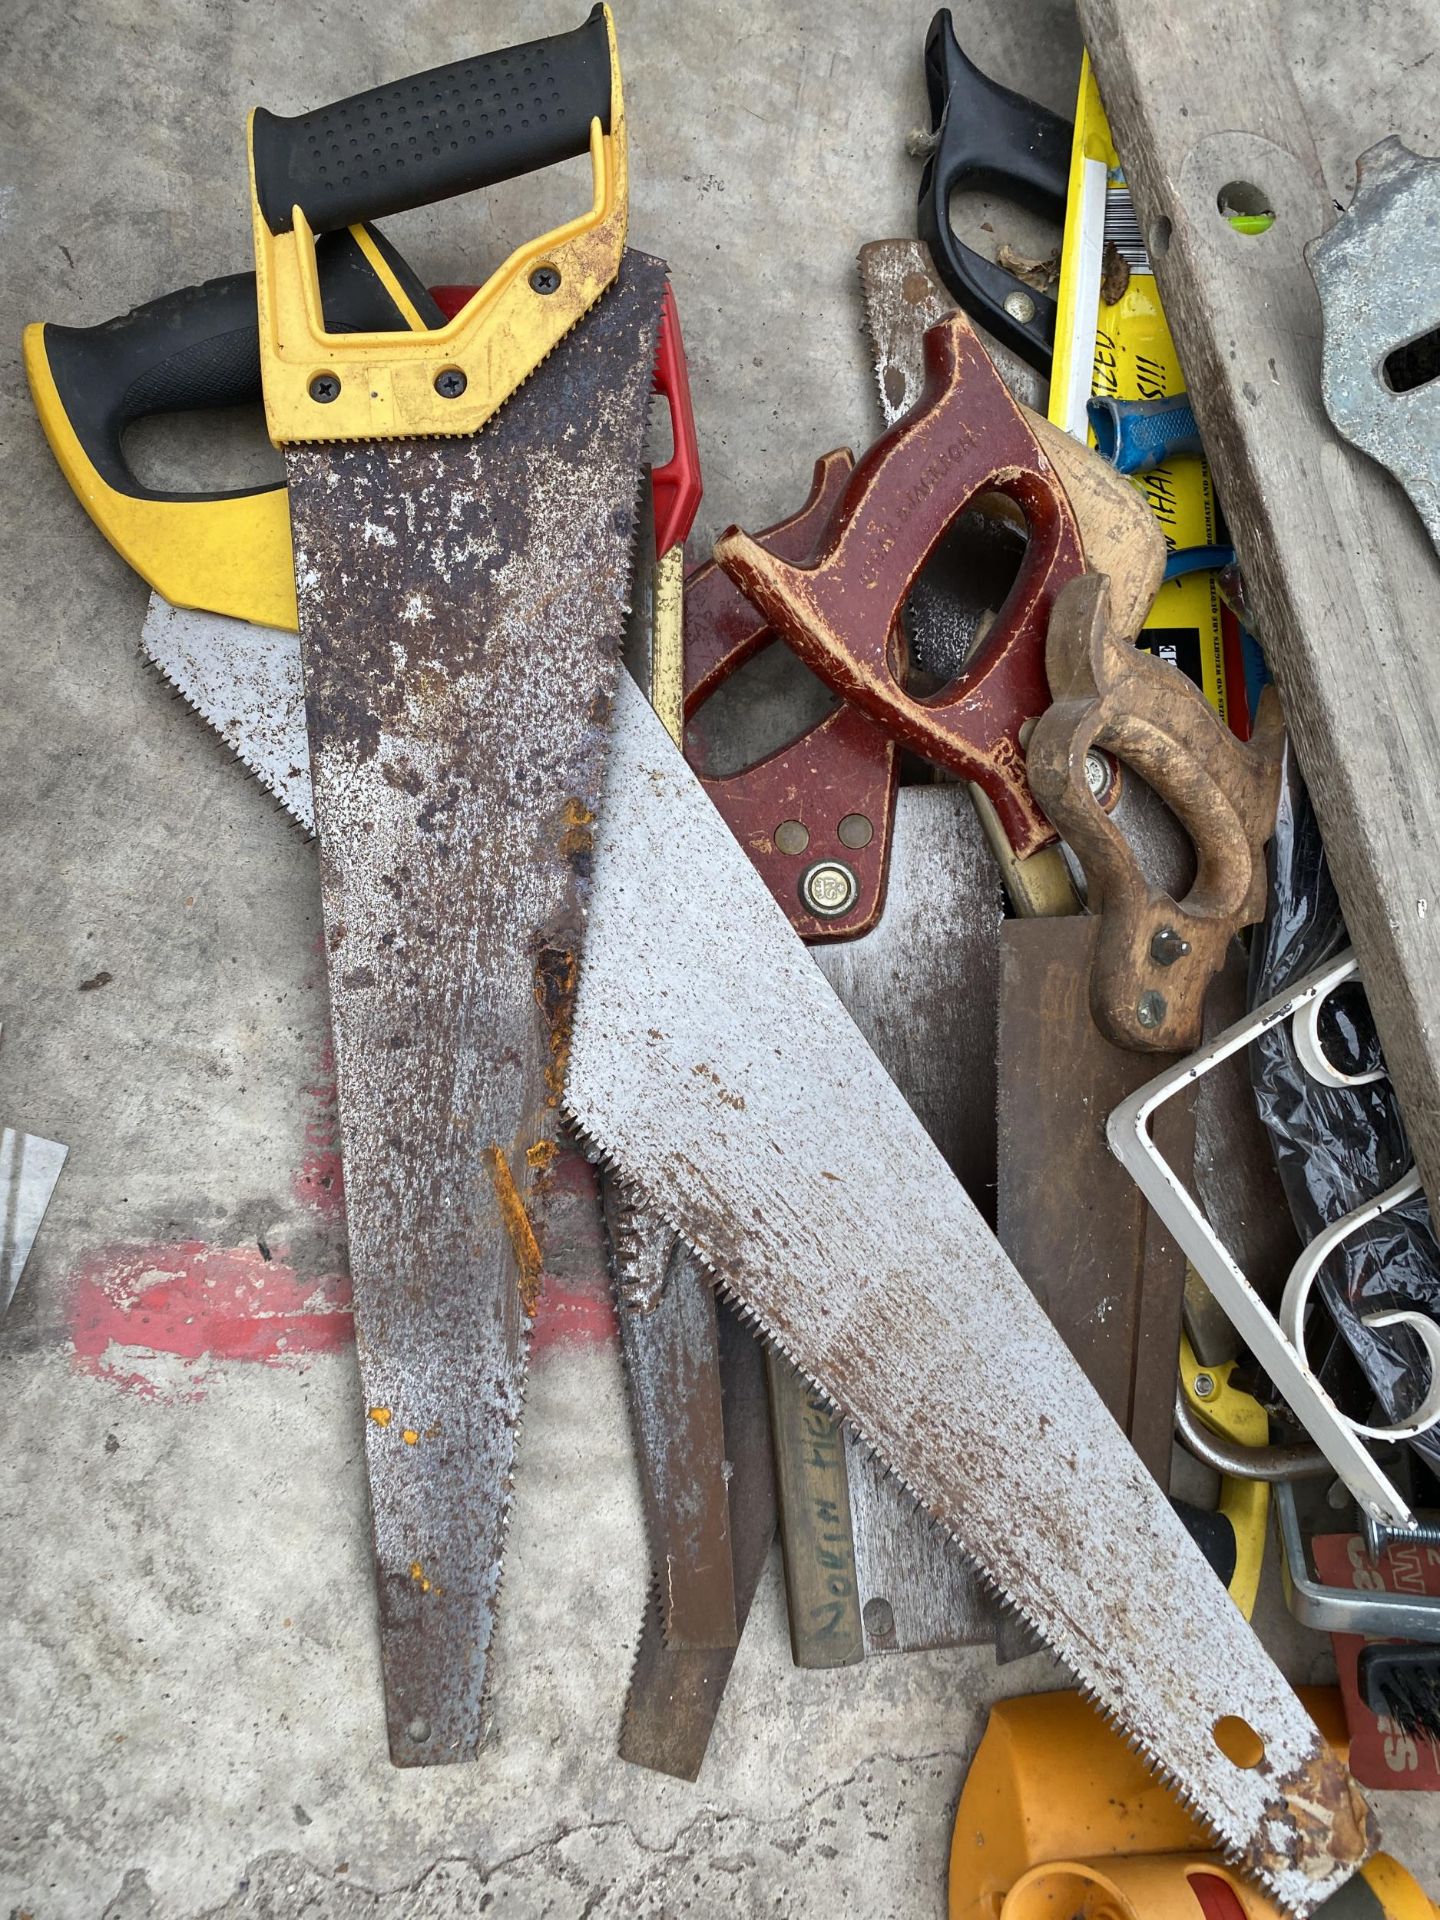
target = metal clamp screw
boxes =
[530,265,562,296]
[309,373,340,404]
[1150,926,1192,967]
[1136,990,1168,1030]
[1362,1510,1440,1561]
[800,859,859,919]
[434,368,468,399]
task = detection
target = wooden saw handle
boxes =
[1026,572,1284,1052]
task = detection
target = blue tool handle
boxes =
[1163,543,1235,584]
[1088,392,1202,475]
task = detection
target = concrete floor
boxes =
[4,2,1440,1914]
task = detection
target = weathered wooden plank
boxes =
[998,915,1194,1488]
[1076,1,1440,1213]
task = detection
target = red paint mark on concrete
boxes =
[531,1269,617,1356]
[294,1039,345,1222]
[69,1241,352,1402]
[531,1148,617,1355]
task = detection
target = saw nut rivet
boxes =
[1084,750,1113,803]
[1193,1372,1216,1399]
[434,368,467,399]
[801,859,859,918]
[1136,990,1168,1029]
[837,812,874,849]
[1003,288,1036,325]
[774,819,810,855]
[530,264,562,295]
[308,372,341,403]
[1150,925,1192,967]
[405,1716,431,1744]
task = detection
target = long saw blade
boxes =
[283,251,666,1767]
[565,674,1376,1915]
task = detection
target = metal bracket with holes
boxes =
[1306,137,1440,559]
[1108,948,1439,1528]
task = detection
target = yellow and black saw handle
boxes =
[250,7,612,237]
[247,5,629,444]
[24,227,438,629]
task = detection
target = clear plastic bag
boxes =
[1249,747,1440,1473]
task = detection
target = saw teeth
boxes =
[137,645,316,840]
[562,1110,1328,1915]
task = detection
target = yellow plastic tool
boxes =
[24,341,296,633]
[24,225,434,632]
[1049,55,1231,726]
[950,1690,1437,1918]
[1180,1332,1270,1622]
[248,7,627,445]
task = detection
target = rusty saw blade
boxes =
[603,1174,739,1649]
[618,1289,776,1780]
[565,665,1375,1917]
[283,251,666,1767]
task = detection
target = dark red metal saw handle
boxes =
[713,313,1085,859]
[684,454,899,942]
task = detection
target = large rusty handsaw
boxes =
[25,202,672,1758]
[246,11,665,1766]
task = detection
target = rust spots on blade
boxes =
[691,1062,745,1112]
[487,1145,544,1320]
[526,1139,560,1175]
[1251,1743,1378,1890]
[534,944,580,1108]
[409,1560,443,1596]
[559,797,596,871]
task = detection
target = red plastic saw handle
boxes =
[652,282,702,556]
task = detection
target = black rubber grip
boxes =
[1170,1498,1238,1590]
[42,228,444,502]
[253,5,612,237]
[917,9,1072,375]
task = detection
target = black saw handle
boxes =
[252,5,613,236]
[40,227,442,502]
[916,8,1072,375]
